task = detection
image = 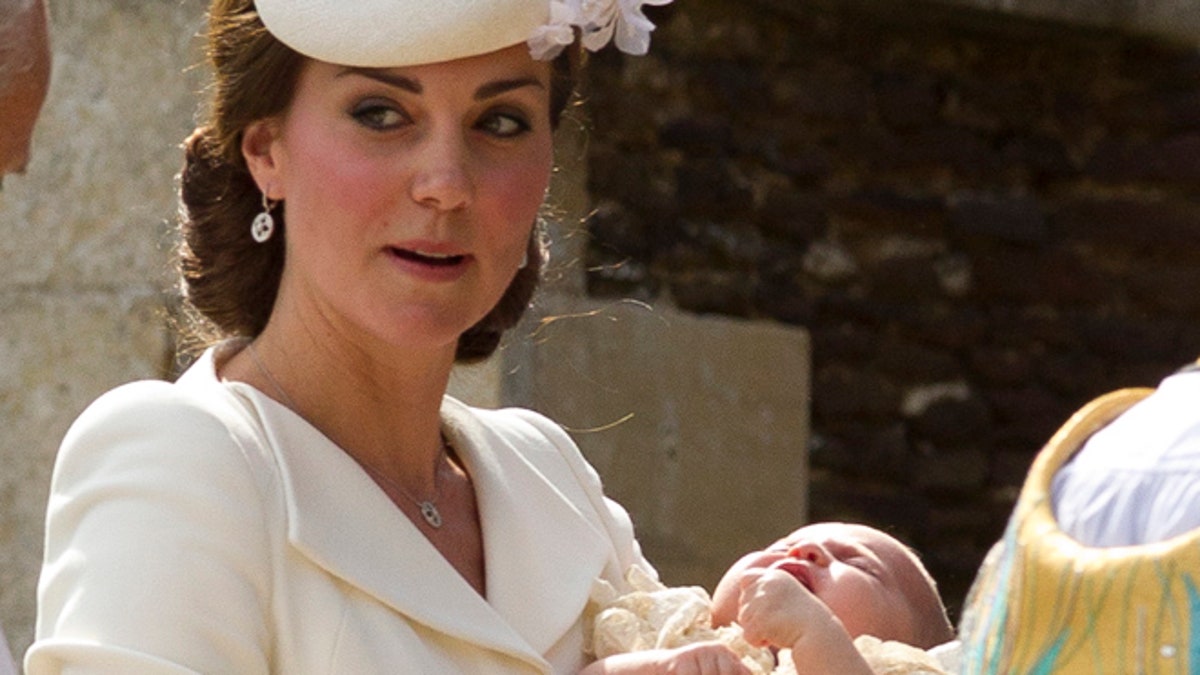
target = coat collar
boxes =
[441,397,613,653]
[199,350,611,668]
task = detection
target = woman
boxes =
[26,0,670,672]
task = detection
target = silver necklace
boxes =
[246,341,447,529]
[355,450,447,529]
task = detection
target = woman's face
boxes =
[244,43,554,354]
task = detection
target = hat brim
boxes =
[256,0,550,67]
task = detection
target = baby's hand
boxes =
[735,569,874,675]
[582,641,754,675]
[735,568,835,650]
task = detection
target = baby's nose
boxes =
[785,541,830,566]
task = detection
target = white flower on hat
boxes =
[527,0,673,61]
[528,1,581,61]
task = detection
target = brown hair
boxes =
[177,0,579,362]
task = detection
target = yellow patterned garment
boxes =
[959,388,1200,675]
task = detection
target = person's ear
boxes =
[242,119,283,199]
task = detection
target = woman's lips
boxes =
[385,246,471,282]
[389,247,466,267]
[770,559,815,592]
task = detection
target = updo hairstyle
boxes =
[177,0,580,362]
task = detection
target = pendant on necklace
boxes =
[419,501,443,528]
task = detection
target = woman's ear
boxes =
[242,119,282,199]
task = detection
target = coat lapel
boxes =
[442,399,611,655]
[242,390,545,668]
[233,386,610,667]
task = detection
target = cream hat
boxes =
[255,0,674,67]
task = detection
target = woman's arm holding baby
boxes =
[736,570,874,675]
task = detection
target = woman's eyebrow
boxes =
[333,69,543,101]
[336,67,421,93]
[474,77,545,100]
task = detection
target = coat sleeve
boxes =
[25,382,277,675]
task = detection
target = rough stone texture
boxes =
[0,1,202,658]
[584,0,1200,620]
[500,295,811,591]
[938,0,1200,42]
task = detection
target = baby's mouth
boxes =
[771,559,815,592]
[390,247,466,267]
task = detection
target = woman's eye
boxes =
[352,102,407,130]
[479,111,531,138]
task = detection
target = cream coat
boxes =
[27,348,653,674]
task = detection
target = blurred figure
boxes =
[959,373,1200,674]
[1051,363,1200,547]
[0,0,51,189]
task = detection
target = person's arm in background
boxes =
[1053,371,1200,547]
[0,625,17,675]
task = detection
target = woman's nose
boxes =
[786,541,830,566]
[409,134,473,212]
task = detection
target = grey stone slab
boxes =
[505,295,811,589]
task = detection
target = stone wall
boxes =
[940,0,1200,41]
[494,297,811,592]
[0,1,201,657]
[583,0,1200,619]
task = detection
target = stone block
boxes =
[932,0,1200,43]
[500,295,811,590]
[947,192,1048,245]
[1053,197,1200,254]
[813,363,899,421]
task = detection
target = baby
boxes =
[583,522,958,674]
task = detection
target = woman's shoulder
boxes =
[66,374,253,446]
[443,397,608,497]
[443,397,577,456]
[56,364,277,493]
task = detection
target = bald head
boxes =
[0,0,51,183]
[795,523,954,649]
[712,522,956,650]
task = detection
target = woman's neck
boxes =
[232,312,457,491]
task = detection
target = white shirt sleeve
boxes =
[1052,370,1200,547]
[0,626,17,675]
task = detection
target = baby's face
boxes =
[711,523,926,645]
